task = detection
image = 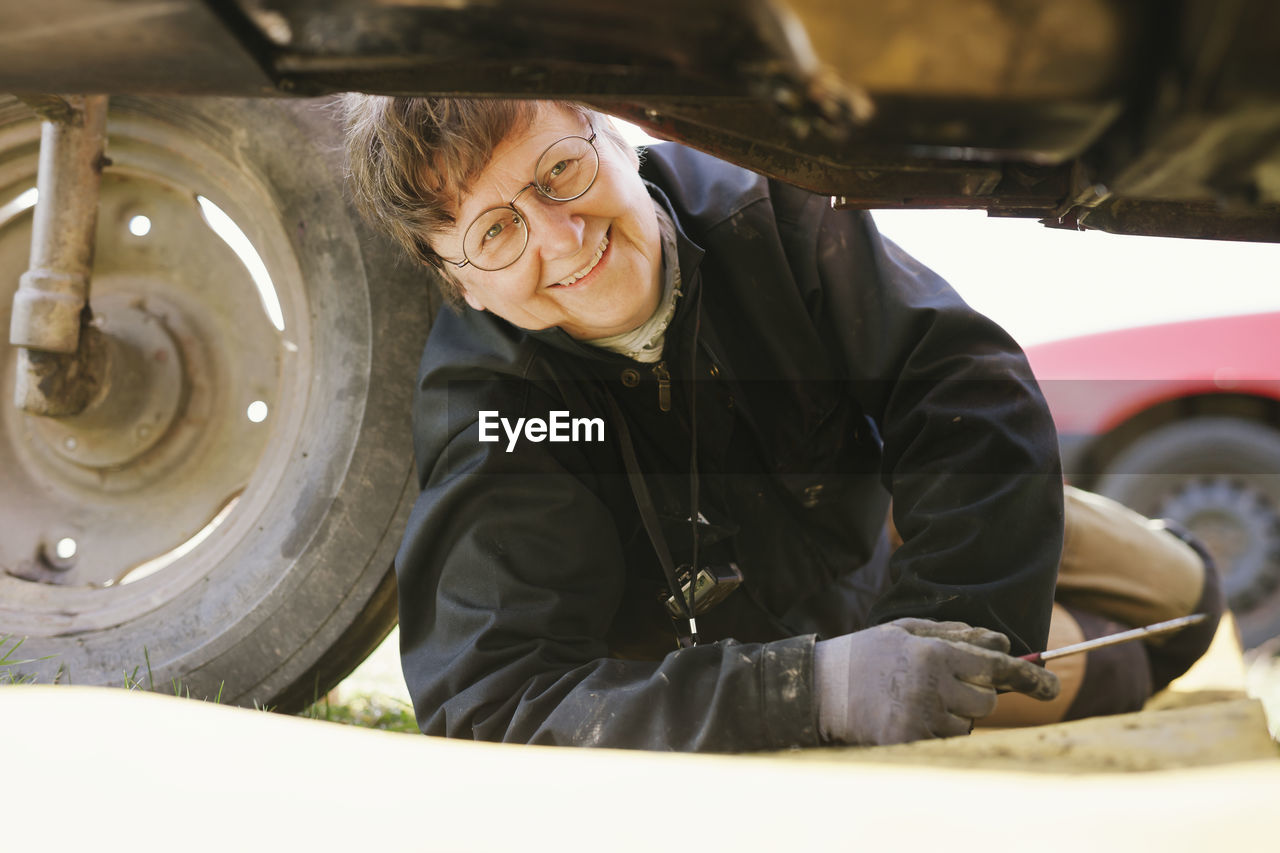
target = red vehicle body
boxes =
[1024,313,1280,649]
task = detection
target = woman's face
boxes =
[434,105,663,341]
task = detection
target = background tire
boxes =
[0,96,433,711]
[1094,417,1280,650]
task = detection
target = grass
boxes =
[1,633,418,734]
[301,693,419,733]
[0,634,46,684]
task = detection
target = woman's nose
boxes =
[524,197,585,260]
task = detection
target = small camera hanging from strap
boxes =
[662,562,745,622]
[605,395,742,648]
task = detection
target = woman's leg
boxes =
[981,486,1224,726]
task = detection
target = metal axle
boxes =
[8,94,110,415]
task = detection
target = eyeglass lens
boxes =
[462,134,599,271]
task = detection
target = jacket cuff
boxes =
[760,634,820,749]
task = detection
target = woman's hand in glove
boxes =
[813,618,1060,746]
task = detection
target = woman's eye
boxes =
[545,158,583,187]
[484,222,504,241]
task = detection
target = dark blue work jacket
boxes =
[395,143,1063,751]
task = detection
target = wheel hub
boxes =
[0,112,288,616]
[1158,475,1280,610]
[31,296,184,469]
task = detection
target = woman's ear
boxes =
[434,262,483,311]
[461,287,485,312]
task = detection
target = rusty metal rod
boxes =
[1019,613,1209,664]
[9,94,109,355]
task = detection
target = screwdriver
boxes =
[1018,613,1208,664]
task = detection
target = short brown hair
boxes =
[342,96,630,306]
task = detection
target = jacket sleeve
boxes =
[395,350,819,751]
[813,207,1062,655]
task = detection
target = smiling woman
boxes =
[436,104,664,340]
[342,94,1100,752]
[344,98,662,339]
[447,126,600,272]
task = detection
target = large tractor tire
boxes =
[0,96,433,711]
[1094,417,1280,651]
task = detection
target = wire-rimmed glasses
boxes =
[444,128,599,272]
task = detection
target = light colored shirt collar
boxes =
[584,200,681,363]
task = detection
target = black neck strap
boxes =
[604,393,693,623]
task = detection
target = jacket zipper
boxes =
[652,361,672,412]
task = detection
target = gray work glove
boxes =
[813,618,1060,746]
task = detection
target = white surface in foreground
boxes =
[8,685,1279,853]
